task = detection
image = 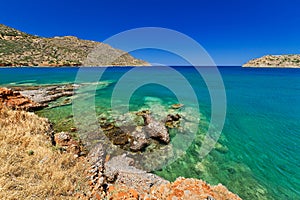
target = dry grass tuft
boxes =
[0,107,90,199]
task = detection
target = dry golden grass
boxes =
[0,107,90,199]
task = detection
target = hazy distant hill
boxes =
[243,54,300,68]
[0,24,149,67]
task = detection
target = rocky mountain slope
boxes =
[243,54,300,68]
[0,24,149,67]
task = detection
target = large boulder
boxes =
[129,126,150,152]
[137,110,170,143]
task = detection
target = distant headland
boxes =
[0,24,150,67]
[243,54,300,68]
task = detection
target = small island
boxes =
[243,54,300,68]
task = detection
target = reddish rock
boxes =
[149,177,242,200]
[0,87,45,111]
[107,185,139,200]
[105,177,242,200]
[87,149,241,200]
[54,132,82,156]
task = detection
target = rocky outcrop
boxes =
[87,143,242,200]
[0,24,150,67]
[87,108,241,199]
[54,131,85,156]
[137,110,170,143]
[0,85,80,111]
[243,54,300,68]
[99,110,172,153]
[129,128,150,152]
[16,84,76,105]
[0,87,45,111]
[106,177,242,200]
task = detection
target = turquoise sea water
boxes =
[0,66,299,199]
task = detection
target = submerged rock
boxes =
[215,142,229,153]
[102,125,130,146]
[171,103,184,109]
[165,113,181,128]
[98,110,172,153]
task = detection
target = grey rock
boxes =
[104,155,168,193]
[88,143,106,167]
[137,110,170,143]
[19,84,76,105]
[128,126,150,151]
[130,137,150,152]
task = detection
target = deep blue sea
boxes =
[0,66,299,199]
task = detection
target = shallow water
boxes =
[0,66,299,199]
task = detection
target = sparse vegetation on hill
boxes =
[0,24,149,67]
[243,54,300,68]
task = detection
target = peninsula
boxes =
[243,54,300,68]
[0,24,149,67]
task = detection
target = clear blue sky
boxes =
[0,0,299,65]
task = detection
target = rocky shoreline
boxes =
[0,86,242,199]
[0,85,77,111]
[87,144,241,199]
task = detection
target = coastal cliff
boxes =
[0,24,149,67]
[243,54,300,68]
